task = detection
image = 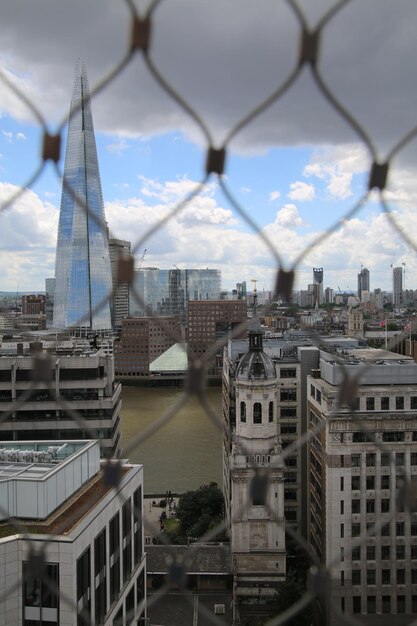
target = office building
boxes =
[358,267,370,301]
[0,342,121,457]
[313,267,324,306]
[187,300,246,369]
[0,439,146,626]
[109,238,131,328]
[130,268,221,320]
[308,347,417,625]
[53,62,112,331]
[325,287,335,304]
[45,278,55,325]
[393,266,403,310]
[22,294,45,316]
[114,316,181,377]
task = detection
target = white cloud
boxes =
[288,181,315,201]
[269,190,281,202]
[2,131,13,143]
[241,187,251,194]
[304,145,369,199]
[106,138,129,156]
[16,132,26,141]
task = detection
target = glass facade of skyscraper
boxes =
[130,268,221,318]
[53,62,112,330]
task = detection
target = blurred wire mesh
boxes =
[1,0,417,624]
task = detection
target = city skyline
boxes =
[0,2,416,294]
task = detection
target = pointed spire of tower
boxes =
[53,61,112,331]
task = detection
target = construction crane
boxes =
[137,249,147,270]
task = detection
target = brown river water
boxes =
[118,385,223,494]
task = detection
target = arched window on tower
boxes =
[269,401,274,422]
[253,402,262,424]
[240,401,246,423]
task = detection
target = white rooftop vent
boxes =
[214,604,225,615]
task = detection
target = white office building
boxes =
[0,440,146,626]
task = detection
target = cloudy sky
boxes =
[1,0,417,293]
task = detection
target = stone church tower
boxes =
[229,302,286,601]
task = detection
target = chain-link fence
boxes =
[1,0,417,624]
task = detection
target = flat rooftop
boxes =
[0,441,88,480]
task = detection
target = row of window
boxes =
[350,521,417,537]
[345,568,417,586]
[351,451,417,466]
[240,401,274,424]
[350,594,415,614]
[350,544,417,561]
[310,384,417,411]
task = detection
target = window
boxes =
[381,545,390,560]
[281,423,297,435]
[351,454,361,467]
[95,529,107,626]
[340,546,344,561]
[381,522,390,536]
[397,569,405,584]
[340,570,345,586]
[381,498,390,513]
[340,523,344,538]
[411,452,417,465]
[396,452,405,466]
[397,544,405,560]
[23,562,59,612]
[396,522,405,536]
[113,605,123,626]
[352,546,361,561]
[397,596,406,613]
[382,569,391,584]
[340,477,344,491]
[366,453,376,466]
[396,396,404,410]
[353,596,361,614]
[382,596,391,613]
[381,452,391,466]
[281,368,296,378]
[268,401,274,422]
[253,402,262,424]
[352,499,360,514]
[367,546,375,560]
[281,388,296,402]
[340,501,344,515]
[137,568,145,611]
[281,407,297,417]
[133,486,142,566]
[109,513,120,605]
[316,390,321,404]
[77,548,91,626]
[383,431,405,442]
[123,499,132,584]
[351,476,360,490]
[366,476,375,490]
[352,523,361,537]
[367,596,376,614]
[412,545,417,559]
[366,397,375,410]
[411,396,417,410]
[366,499,375,513]
[381,475,390,489]
[412,569,417,584]
[381,396,390,410]
[352,570,361,585]
[240,401,246,423]
[310,384,315,398]
[126,586,135,624]
[411,523,417,536]
[367,569,376,585]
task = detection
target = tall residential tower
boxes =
[53,62,112,331]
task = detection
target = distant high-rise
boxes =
[109,238,131,328]
[357,266,370,300]
[53,62,112,330]
[312,267,324,306]
[392,266,403,309]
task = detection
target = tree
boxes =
[268,573,314,626]
[176,482,224,539]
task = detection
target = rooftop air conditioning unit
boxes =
[214,604,225,615]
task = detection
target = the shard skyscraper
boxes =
[53,61,112,331]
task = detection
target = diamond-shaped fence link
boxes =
[1,0,417,624]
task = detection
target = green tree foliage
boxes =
[268,573,313,626]
[176,482,224,539]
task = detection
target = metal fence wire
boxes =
[1,0,417,624]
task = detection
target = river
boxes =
[118,385,223,494]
